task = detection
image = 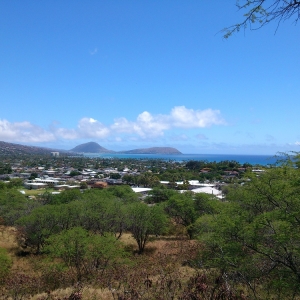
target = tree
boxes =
[122,174,136,185]
[50,189,82,205]
[224,0,300,38]
[0,163,12,175]
[196,161,300,298]
[7,178,23,189]
[165,192,198,239]
[0,189,38,225]
[126,202,168,254]
[145,186,177,204]
[45,227,126,281]
[16,205,62,253]
[138,173,160,188]
[110,173,121,179]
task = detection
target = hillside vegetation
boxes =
[0,153,299,299]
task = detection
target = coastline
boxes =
[83,153,278,166]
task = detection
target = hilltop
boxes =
[118,147,182,155]
[70,142,114,153]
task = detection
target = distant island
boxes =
[70,142,113,153]
[118,147,182,155]
[70,142,182,155]
[0,141,182,156]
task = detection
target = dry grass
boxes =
[31,286,114,300]
[0,228,201,300]
[0,226,17,250]
[0,226,34,274]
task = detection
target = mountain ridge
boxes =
[70,142,182,154]
[0,141,182,155]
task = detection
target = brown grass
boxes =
[31,286,114,300]
[0,226,18,250]
[0,228,201,300]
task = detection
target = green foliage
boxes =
[69,170,81,177]
[49,189,82,205]
[16,205,62,253]
[145,186,177,204]
[196,164,300,298]
[45,227,127,281]
[0,189,38,225]
[7,178,23,189]
[126,202,168,254]
[122,174,136,185]
[0,181,6,190]
[0,163,12,175]
[0,247,12,283]
[165,192,198,238]
[106,185,139,203]
[110,172,121,179]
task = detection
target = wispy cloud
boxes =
[265,134,276,142]
[89,48,98,55]
[195,133,208,140]
[0,106,226,143]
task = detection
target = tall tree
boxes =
[126,202,168,254]
[165,192,198,239]
[196,160,300,298]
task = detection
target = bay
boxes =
[83,153,279,166]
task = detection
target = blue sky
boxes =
[1,1,299,155]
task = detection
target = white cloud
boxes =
[170,106,225,128]
[111,106,224,138]
[77,118,110,138]
[0,119,55,142]
[295,141,300,146]
[0,106,226,144]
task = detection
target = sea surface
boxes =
[83,153,279,166]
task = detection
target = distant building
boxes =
[51,152,59,157]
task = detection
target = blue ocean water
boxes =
[83,153,279,166]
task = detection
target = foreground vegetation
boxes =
[0,153,299,299]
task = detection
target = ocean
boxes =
[83,153,280,166]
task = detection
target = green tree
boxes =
[122,174,136,185]
[126,202,168,254]
[0,163,12,175]
[110,173,121,179]
[7,178,23,189]
[145,186,177,204]
[196,162,300,298]
[165,192,198,239]
[0,189,38,225]
[50,189,82,205]
[45,227,126,281]
[16,205,62,253]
